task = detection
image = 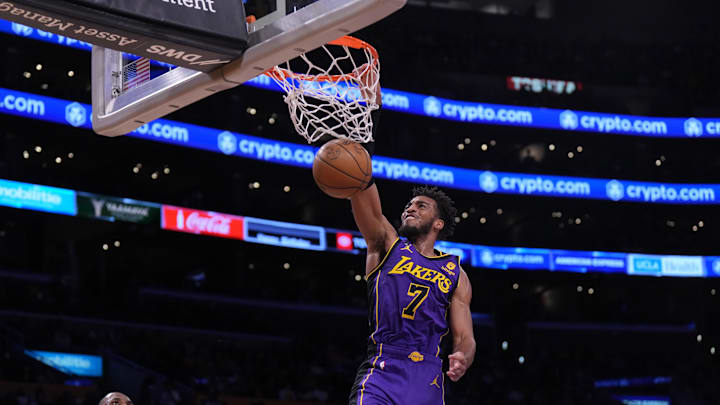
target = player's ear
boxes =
[433,218,445,233]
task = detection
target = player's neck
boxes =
[406,234,437,257]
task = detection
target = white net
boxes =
[267,36,380,144]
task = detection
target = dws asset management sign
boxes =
[0,0,249,71]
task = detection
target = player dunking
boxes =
[345,70,475,405]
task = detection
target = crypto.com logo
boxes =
[606,180,625,202]
[479,171,499,193]
[217,131,237,155]
[559,110,579,130]
[480,250,494,267]
[423,97,442,117]
[712,260,720,276]
[11,23,33,37]
[65,102,87,127]
[684,118,703,137]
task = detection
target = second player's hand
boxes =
[446,352,468,382]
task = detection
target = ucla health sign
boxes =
[0,179,76,215]
[25,350,102,377]
[628,254,705,277]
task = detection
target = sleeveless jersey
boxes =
[365,237,461,356]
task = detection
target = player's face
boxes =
[399,196,438,238]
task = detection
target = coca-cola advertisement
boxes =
[161,205,244,240]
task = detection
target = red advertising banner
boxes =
[336,232,354,251]
[161,205,244,240]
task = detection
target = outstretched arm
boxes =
[447,268,475,382]
[350,63,392,275]
[351,184,397,275]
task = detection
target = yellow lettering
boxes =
[438,278,451,293]
[430,272,444,284]
[409,265,425,278]
[388,256,413,275]
[420,269,436,281]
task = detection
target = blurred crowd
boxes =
[1,286,718,405]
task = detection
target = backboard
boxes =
[92,0,406,136]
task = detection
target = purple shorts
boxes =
[349,344,445,405]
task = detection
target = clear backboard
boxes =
[92,0,406,136]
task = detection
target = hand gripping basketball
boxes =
[313,139,372,199]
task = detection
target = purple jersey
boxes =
[366,237,461,356]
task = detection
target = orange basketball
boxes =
[313,139,372,199]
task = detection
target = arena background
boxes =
[0,1,719,404]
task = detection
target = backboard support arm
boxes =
[92,0,406,136]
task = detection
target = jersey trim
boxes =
[448,256,462,298]
[436,307,450,357]
[369,270,382,344]
[417,248,451,260]
[359,343,383,405]
[365,237,400,281]
[441,373,446,405]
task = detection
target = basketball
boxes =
[313,139,373,199]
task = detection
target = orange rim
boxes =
[266,36,379,83]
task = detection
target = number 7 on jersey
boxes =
[402,283,431,320]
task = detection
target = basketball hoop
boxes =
[266,36,381,144]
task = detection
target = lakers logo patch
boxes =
[408,351,424,362]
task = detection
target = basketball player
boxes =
[98,392,133,405]
[347,180,475,405]
[344,71,475,404]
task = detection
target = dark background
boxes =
[0,0,719,404]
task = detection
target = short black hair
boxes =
[411,186,457,238]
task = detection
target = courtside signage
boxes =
[244,217,326,251]
[5,20,720,138]
[161,205,244,240]
[76,192,160,224]
[4,86,720,205]
[472,246,550,270]
[0,179,76,215]
[612,395,670,405]
[551,250,627,274]
[0,176,718,278]
[25,350,102,377]
[335,232,354,251]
